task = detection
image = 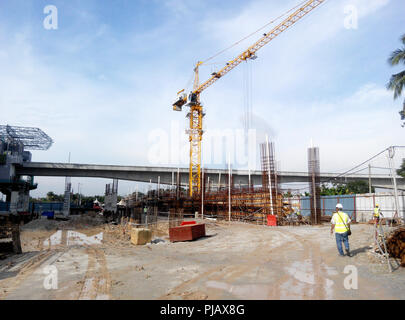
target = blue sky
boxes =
[1,0,405,196]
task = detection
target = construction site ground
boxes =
[0,216,404,300]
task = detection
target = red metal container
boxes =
[180,221,197,226]
[169,224,206,243]
[267,215,277,226]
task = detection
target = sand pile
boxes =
[21,215,105,232]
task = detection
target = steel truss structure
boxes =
[0,125,53,150]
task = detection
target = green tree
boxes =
[46,191,59,201]
[346,180,374,194]
[320,183,347,195]
[387,34,405,126]
[283,191,293,198]
[319,181,373,195]
[397,159,405,178]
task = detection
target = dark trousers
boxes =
[335,232,350,256]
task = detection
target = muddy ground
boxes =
[0,216,404,300]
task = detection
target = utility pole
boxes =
[368,163,372,194]
[248,168,251,192]
[228,155,231,222]
[312,171,317,225]
[201,168,204,220]
[157,176,160,198]
[172,171,174,195]
[78,183,82,206]
[177,168,180,200]
[388,147,401,222]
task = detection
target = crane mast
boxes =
[173,0,326,197]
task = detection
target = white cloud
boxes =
[273,82,402,172]
[0,0,400,197]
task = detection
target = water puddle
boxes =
[44,230,103,247]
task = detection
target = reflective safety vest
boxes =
[332,212,350,233]
[374,208,380,218]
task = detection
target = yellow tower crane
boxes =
[173,0,326,197]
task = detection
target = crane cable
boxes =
[201,0,309,65]
[320,146,405,185]
[184,0,310,91]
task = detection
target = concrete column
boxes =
[62,190,71,216]
[21,190,30,212]
[12,225,22,254]
[388,147,401,222]
[9,191,19,214]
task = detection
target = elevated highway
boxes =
[15,162,403,189]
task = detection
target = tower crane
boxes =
[173,0,326,197]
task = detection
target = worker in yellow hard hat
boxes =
[373,204,383,224]
[331,203,352,257]
[295,209,302,221]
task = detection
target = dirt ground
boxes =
[0,216,404,300]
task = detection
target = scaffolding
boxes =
[260,140,279,216]
[308,147,321,225]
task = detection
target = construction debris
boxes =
[385,227,405,267]
[131,228,152,246]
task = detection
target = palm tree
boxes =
[387,34,405,126]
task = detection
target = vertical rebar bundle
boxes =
[62,177,71,217]
[260,141,279,217]
[308,147,321,225]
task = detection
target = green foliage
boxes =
[397,159,405,178]
[387,34,405,126]
[46,191,63,202]
[32,192,122,204]
[319,180,374,196]
[283,191,293,198]
[320,183,348,196]
[346,180,374,194]
[0,154,6,165]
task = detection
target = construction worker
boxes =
[373,204,383,223]
[330,203,352,257]
[296,209,302,221]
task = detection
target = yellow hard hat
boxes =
[376,204,379,207]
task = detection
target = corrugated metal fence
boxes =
[297,193,405,222]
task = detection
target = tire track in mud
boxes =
[272,230,330,300]
[249,228,336,300]
[0,250,56,299]
[161,229,290,299]
[163,227,338,300]
[202,229,311,299]
[77,247,111,300]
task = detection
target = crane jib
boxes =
[175,0,326,197]
[195,0,325,95]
